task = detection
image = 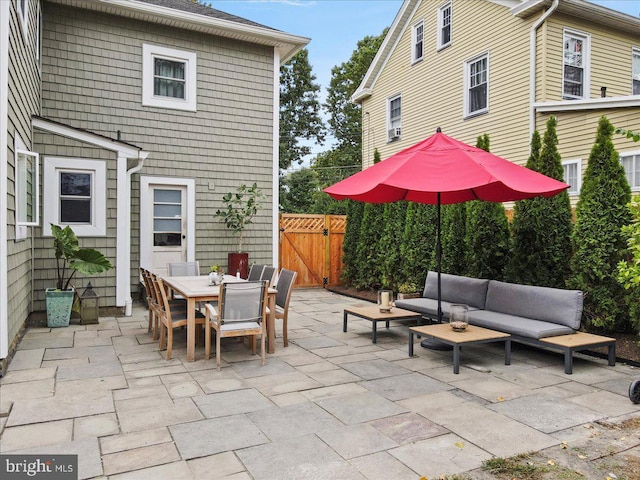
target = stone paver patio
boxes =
[1,288,639,479]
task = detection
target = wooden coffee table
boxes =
[343,304,423,343]
[409,323,511,374]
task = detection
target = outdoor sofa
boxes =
[395,271,615,373]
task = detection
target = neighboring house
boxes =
[0,0,308,363]
[353,0,640,199]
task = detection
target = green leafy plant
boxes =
[617,195,640,332]
[397,282,419,294]
[51,224,113,291]
[215,183,264,252]
[210,264,223,273]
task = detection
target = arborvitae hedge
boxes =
[569,116,632,332]
[464,134,510,280]
[507,117,572,288]
[379,201,408,289]
[401,202,437,288]
[440,203,467,275]
[341,200,363,284]
[355,202,384,289]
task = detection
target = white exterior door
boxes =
[140,177,195,276]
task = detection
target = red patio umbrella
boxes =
[324,129,569,334]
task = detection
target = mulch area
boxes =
[327,285,640,365]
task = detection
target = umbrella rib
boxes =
[470,188,479,200]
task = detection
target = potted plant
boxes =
[208,264,224,285]
[397,282,421,300]
[215,183,264,278]
[47,224,113,327]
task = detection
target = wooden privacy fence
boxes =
[279,214,346,288]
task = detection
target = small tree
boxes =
[401,203,437,287]
[569,116,632,331]
[618,195,640,333]
[379,201,408,289]
[215,183,264,252]
[440,203,467,275]
[354,202,384,289]
[464,134,510,279]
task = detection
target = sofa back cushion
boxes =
[485,280,583,330]
[423,271,489,310]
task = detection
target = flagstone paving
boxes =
[1,288,639,479]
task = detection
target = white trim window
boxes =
[16,150,39,226]
[387,94,402,142]
[562,159,581,195]
[17,0,28,38]
[464,53,489,117]
[621,152,640,191]
[411,20,424,63]
[43,158,106,236]
[633,47,640,96]
[563,29,590,100]
[142,44,197,111]
[437,1,452,50]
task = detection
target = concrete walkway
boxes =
[1,288,638,479]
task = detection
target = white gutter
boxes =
[535,95,640,112]
[0,0,9,360]
[529,0,559,137]
[116,153,146,307]
[272,47,280,268]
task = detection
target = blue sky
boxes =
[212,0,640,160]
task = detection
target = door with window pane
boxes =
[150,186,187,275]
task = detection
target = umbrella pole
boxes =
[421,193,452,351]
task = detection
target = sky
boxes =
[212,0,640,161]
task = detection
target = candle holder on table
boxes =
[377,289,393,313]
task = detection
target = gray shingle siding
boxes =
[33,1,276,307]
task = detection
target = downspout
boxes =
[0,0,9,360]
[529,0,559,137]
[123,151,145,308]
[272,47,280,268]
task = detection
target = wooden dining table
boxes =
[160,274,278,362]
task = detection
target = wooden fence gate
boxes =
[279,214,346,288]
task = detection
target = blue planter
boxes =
[46,288,74,327]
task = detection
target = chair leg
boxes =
[216,331,221,371]
[283,314,288,347]
[251,335,256,355]
[205,324,211,360]
[159,322,166,350]
[153,315,160,341]
[148,308,153,333]
[166,326,173,360]
[261,332,266,366]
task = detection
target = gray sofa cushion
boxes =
[484,280,583,330]
[422,271,490,310]
[467,310,575,339]
[395,298,479,320]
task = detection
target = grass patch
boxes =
[483,453,546,479]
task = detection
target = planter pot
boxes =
[397,292,421,300]
[46,288,74,327]
[228,252,249,279]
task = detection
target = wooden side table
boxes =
[343,304,423,343]
[539,332,615,374]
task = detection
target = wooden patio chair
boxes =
[260,265,277,287]
[271,268,298,347]
[247,263,265,281]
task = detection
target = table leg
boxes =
[505,338,511,365]
[452,345,460,374]
[186,297,196,362]
[343,311,348,332]
[408,331,414,357]
[267,293,276,354]
[608,343,616,366]
[372,321,377,344]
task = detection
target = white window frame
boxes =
[17,0,28,39]
[43,157,107,237]
[632,46,640,96]
[387,94,402,142]
[437,1,452,51]
[411,20,424,64]
[14,134,39,240]
[620,151,640,192]
[142,44,197,112]
[463,52,489,118]
[562,29,590,100]
[562,158,581,195]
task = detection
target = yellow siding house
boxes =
[352,0,640,200]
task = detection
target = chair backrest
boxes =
[139,268,152,300]
[219,280,267,324]
[247,264,265,281]
[260,266,277,286]
[275,268,297,310]
[168,261,200,276]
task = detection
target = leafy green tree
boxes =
[354,203,384,289]
[342,200,364,285]
[618,195,640,333]
[279,168,318,213]
[464,134,510,279]
[507,117,572,287]
[569,116,632,332]
[279,49,325,171]
[401,203,437,288]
